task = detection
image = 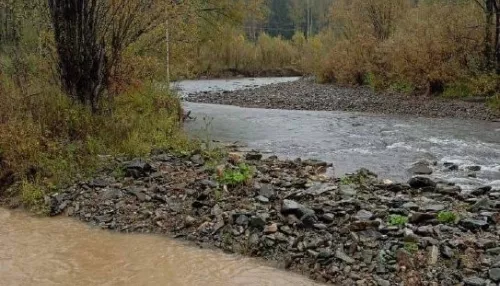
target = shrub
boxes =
[0,71,194,210]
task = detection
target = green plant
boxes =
[437,211,458,224]
[388,214,408,226]
[488,94,500,112]
[443,82,471,98]
[340,176,355,185]
[389,81,415,94]
[218,163,254,186]
[404,242,419,254]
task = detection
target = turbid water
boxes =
[0,209,319,286]
[178,78,500,191]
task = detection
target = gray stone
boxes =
[416,225,434,236]
[486,247,500,255]
[264,223,278,234]
[339,185,357,198]
[101,189,122,200]
[373,276,390,286]
[408,176,436,189]
[440,245,454,258]
[322,213,335,222]
[281,199,315,218]
[317,248,333,259]
[422,204,445,212]
[402,202,419,210]
[211,204,223,216]
[235,215,249,225]
[249,216,266,229]
[258,184,275,199]
[314,223,327,230]
[190,154,205,165]
[472,186,493,196]
[335,248,355,264]
[467,166,482,172]
[127,188,147,201]
[463,277,487,286]
[470,198,492,212]
[437,184,461,195]
[489,268,500,282]
[408,162,433,175]
[305,183,337,196]
[90,178,110,188]
[95,215,113,223]
[185,215,196,226]
[200,179,218,188]
[460,218,489,230]
[409,212,435,223]
[428,245,439,265]
[354,210,374,221]
[256,195,269,203]
[245,151,263,161]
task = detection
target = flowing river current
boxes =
[177,77,500,191]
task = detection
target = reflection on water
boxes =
[0,209,320,286]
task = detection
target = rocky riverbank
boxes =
[47,148,500,286]
[185,78,499,121]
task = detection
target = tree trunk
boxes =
[48,0,108,112]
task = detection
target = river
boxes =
[177,77,500,191]
[3,77,500,286]
[0,209,319,286]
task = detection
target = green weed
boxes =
[218,163,254,186]
[437,211,458,224]
[404,242,419,254]
[388,214,408,226]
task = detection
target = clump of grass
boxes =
[404,242,419,254]
[340,176,355,185]
[218,163,254,186]
[437,211,458,224]
[388,214,409,226]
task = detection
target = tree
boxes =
[475,0,500,72]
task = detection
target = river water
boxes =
[177,77,500,191]
[0,209,318,286]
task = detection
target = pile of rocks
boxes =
[185,79,498,121]
[48,151,500,285]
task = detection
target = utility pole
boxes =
[166,6,171,87]
[306,0,312,38]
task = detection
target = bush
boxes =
[0,70,194,210]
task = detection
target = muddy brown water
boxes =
[0,209,319,286]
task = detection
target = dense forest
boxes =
[1,0,499,209]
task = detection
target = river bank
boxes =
[44,147,500,286]
[185,78,499,121]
